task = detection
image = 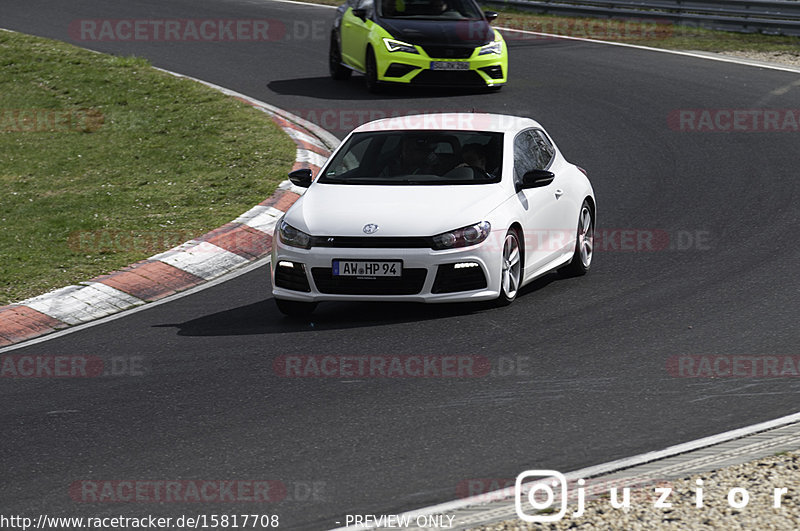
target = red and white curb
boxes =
[0,72,339,347]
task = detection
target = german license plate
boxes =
[430,61,469,71]
[333,260,402,277]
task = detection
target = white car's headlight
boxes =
[383,38,419,54]
[478,41,502,56]
[279,220,312,249]
[432,221,491,250]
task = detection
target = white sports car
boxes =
[271,113,595,317]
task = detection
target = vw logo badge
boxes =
[363,224,379,234]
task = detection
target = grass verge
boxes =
[0,30,296,306]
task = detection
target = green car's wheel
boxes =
[329,35,352,80]
[365,47,383,94]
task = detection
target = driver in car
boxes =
[429,0,450,14]
[456,143,495,178]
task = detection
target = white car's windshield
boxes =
[378,0,484,20]
[319,131,503,185]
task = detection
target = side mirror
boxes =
[352,8,367,20]
[484,10,498,22]
[518,169,555,191]
[288,168,313,188]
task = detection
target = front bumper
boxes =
[374,42,508,87]
[271,237,504,303]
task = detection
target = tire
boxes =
[559,200,594,277]
[275,298,318,318]
[495,229,522,306]
[329,35,351,81]
[364,47,383,93]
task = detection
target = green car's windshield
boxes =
[319,130,503,185]
[378,0,484,20]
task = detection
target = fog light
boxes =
[454,262,480,269]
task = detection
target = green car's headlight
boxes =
[279,219,312,249]
[432,221,492,250]
[383,38,419,54]
[478,41,503,56]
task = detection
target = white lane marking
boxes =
[151,241,251,280]
[285,126,328,150]
[233,205,286,233]
[23,283,145,326]
[279,179,312,196]
[265,0,337,9]
[297,147,329,169]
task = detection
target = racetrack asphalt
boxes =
[2,0,800,529]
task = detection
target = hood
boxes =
[378,18,494,47]
[287,183,509,237]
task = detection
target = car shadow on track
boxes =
[152,273,560,336]
[267,76,500,100]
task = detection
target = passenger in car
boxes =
[380,136,436,176]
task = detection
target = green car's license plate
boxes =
[430,61,469,71]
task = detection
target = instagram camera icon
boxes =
[514,470,568,523]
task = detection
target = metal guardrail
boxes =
[482,0,800,36]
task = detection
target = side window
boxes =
[532,130,555,169]
[514,129,555,185]
[513,131,538,184]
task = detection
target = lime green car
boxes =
[329,0,507,92]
